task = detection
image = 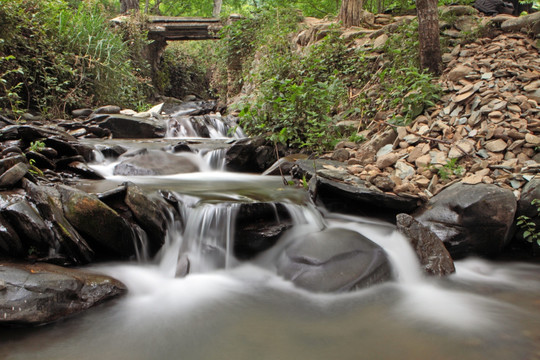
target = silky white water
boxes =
[2,138,539,360]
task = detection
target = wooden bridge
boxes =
[146,16,223,41]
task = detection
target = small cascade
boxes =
[166,113,246,139]
[201,148,227,170]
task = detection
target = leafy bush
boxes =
[517,199,540,248]
[240,76,346,151]
[0,0,150,117]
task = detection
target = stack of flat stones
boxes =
[330,32,540,201]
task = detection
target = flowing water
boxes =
[1,115,540,360]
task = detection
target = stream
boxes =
[1,110,540,360]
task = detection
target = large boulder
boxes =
[97,114,166,138]
[396,213,455,276]
[0,262,126,326]
[58,185,137,259]
[113,150,200,176]
[412,182,517,259]
[293,159,420,218]
[225,137,276,173]
[500,12,540,35]
[277,227,393,292]
[22,180,94,264]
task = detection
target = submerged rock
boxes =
[413,183,517,259]
[0,262,126,326]
[114,150,200,176]
[277,227,393,292]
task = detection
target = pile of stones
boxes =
[325,31,540,202]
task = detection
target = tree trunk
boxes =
[213,0,223,17]
[339,0,364,27]
[120,0,139,14]
[417,0,442,75]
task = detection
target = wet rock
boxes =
[234,203,292,260]
[0,214,23,257]
[21,180,94,264]
[396,213,455,276]
[125,183,168,254]
[0,163,29,188]
[98,144,128,159]
[413,183,517,259]
[225,137,270,173]
[16,125,77,143]
[277,227,393,292]
[64,161,105,180]
[316,176,419,218]
[97,115,166,138]
[24,151,55,170]
[58,185,137,258]
[114,150,200,176]
[1,197,56,259]
[44,137,79,157]
[0,262,126,325]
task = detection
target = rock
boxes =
[447,65,473,82]
[114,150,200,176]
[25,151,55,170]
[0,214,23,257]
[373,34,388,49]
[484,139,507,152]
[0,163,29,188]
[371,175,395,192]
[376,153,399,169]
[413,183,517,258]
[305,173,420,219]
[93,105,121,114]
[22,180,94,265]
[1,197,56,259]
[276,227,393,292]
[97,115,166,138]
[262,154,309,176]
[525,133,540,146]
[332,148,350,162]
[500,12,540,34]
[225,137,273,173]
[124,183,168,254]
[72,108,93,118]
[396,213,455,276]
[64,161,105,180]
[234,203,292,260]
[58,185,137,258]
[0,262,126,325]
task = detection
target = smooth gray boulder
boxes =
[277,227,393,292]
[0,262,126,325]
[413,182,517,259]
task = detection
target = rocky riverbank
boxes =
[0,6,539,326]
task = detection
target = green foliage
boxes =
[157,41,217,99]
[29,141,45,153]
[517,199,540,248]
[0,0,150,117]
[431,158,464,180]
[239,75,346,151]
